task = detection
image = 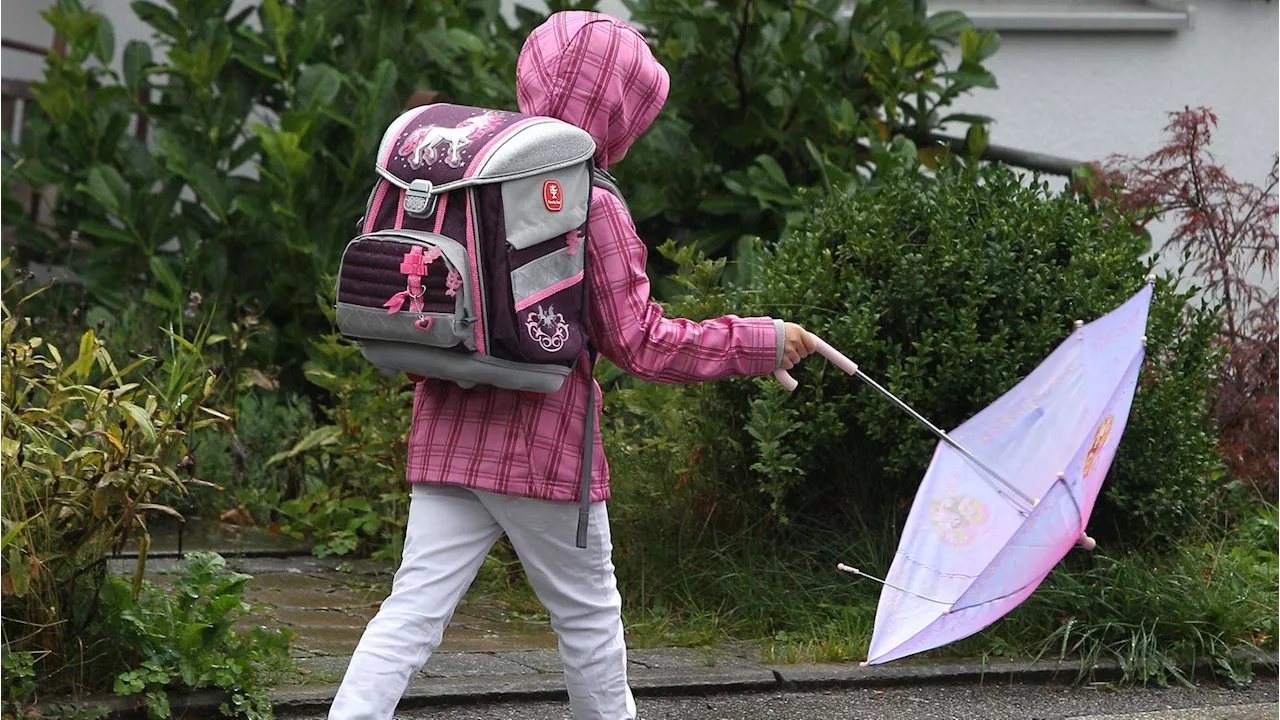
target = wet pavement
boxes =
[110,519,568,686]
[283,681,1280,720]
[102,519,1278,717]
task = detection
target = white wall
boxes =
[942,0,1279,290]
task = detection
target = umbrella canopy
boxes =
[855,280,1155,665]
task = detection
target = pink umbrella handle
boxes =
[774,337,859,391]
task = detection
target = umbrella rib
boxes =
[852,369,1036,513]
[837,564,953,605]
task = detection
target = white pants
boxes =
[328,483,635,720]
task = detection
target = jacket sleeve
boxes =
[585,188,784,383]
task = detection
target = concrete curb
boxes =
[41,650,1278,718]
[273,649,1280,715]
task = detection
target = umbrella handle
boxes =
[774,337,858,391]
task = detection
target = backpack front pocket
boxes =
[335,230,478,351]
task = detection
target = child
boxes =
[329,11,817,720]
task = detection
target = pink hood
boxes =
[516,11,670,168]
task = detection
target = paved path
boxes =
[282,678,1278,719]
[106,524,1278,719]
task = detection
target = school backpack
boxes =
[335,103,622,547]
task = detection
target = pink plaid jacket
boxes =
[406,12,784,502]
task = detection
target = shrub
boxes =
[0,263,288,707]
[190,388,318,520]
[1082,107,1278,501]
[92,553,291,720]
[622,163,1223,546]
[4,0,999,386]
[265,293,414,561]
[2,0,526,387]
[622,0,1000,267]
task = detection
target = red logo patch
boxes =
[543,180,563,212]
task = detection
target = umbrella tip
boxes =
[1146,273,1156,284]
[837,563,858,575]
[1057,472,1065,480]
[859,661,869,668]
[1074,319,1084,330]
[1141,335,1148,346]
[1079,534,1097,551]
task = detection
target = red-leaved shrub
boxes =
[1083,107,1277,499]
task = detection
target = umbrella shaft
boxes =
[852,370,1036,510]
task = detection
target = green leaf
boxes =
[1,514,37,551]
[123,40,152,93]
[296,63,342,110]
[148,255,182,296]
[938,112,993,127]
[79,166,130,214]
[365,59,398,110]
[131,1,184,40]
[231,194,274,222]
[119,401,158,444]
[232,50,283,82]
[804,139,833,194]
[93,15,116,65]
[927,10,972,36]
[78,219,138,245]
[946,66,998,90]
[142,288,177,310]
[266,425,341,466]
[755,154,790,189]
[966,122,990,160]
[72,330,98,381]
[446,28,487,54]
[699,194,758,215]
[903,42,934,69]
[959,28,1001,63]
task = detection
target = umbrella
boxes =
[773,277,1155,665]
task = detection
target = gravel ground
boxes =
[293,677,1278,719]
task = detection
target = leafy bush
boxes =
[93,553,291,720]
[190,388,318,520]
[622,0,1000,267]
[3,0,528,386]
[0,263,283,707]
[265,294,413,561]
[618,163,1223,546]
[4,0,999,384]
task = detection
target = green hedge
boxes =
[622,163,1223,546]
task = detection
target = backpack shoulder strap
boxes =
[590,167,627,213]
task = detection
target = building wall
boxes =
[944,0,1278,286]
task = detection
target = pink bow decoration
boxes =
[565,229,583,256]
[387,246,444,314]
[384,290,412,314]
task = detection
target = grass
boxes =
[583,437,1279,684]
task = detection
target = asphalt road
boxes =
[296,677,1278,719]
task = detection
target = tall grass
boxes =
[603,427,1278,684]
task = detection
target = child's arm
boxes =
[586,189,798,383]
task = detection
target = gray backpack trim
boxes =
[591,167,627,211]
[575,170,627,549]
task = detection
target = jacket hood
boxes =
[516,11,670,168]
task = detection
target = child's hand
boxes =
[782,322,818,370]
